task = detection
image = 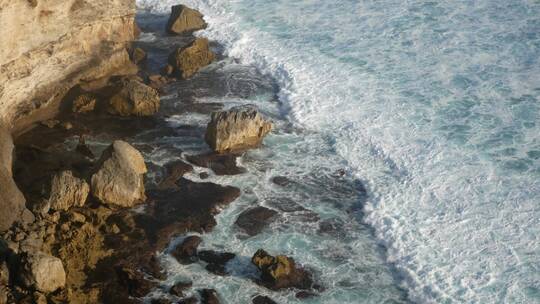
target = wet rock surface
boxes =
[252,295,278,304]
[200,288,220,304]
[172,236,202,264]
[235,207,278,237]
[251,249,314,291]
[168,38,216,79]
[186,153,246,176]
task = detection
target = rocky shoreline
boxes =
[0,3,320,304]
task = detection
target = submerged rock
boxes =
[158,160,194,189]
[205,106,272,154]
[115,263,157,298]
[91,140,147,208]
[108,78,160,116]
[72,94,97,114]
[48,170,90,211]
[166,5,207,35]
[186,153,246,176]
[18,252,66,293]
[200,288,220,304]
[251,249,313,291]
[198,250,236,276]
[252,295,278,304]
[235,207,278,237]
[168,38,215,79]
[170,280,193,297]
[172,236,202,264]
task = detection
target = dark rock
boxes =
[115,263,157,298]
[166,5,207,35]
[205,263,228,276]
[267,197,307,213]
[205,105,272,154]
[295,291,317,299]
[186,153,245,176]
[235,207,278,236]
[151,299,171,304]
[251,249,313,291]
[159,160,194,189]
[252,295,278,304]
[171,236,202,264]
[200,289,220,304]
[198,251,235,265]
[199,172,209,179]
[76,135,95,159]
[170,281,193,297]
[178,297,198,304]
[271,176,293,187]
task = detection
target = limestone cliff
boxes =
[0,0,138,134]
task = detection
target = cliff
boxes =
[0,0,138,135]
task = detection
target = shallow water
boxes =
[136,1,540,303]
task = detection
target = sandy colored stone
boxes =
[131,47,147,64]
[72,94,96,113]
[91,140,147,208]
[166,5,207,35]
[108,79,160,116]
[205,105,272,153]
[19,251,66,293]
[168,38,215,79]
[48,171,90,211]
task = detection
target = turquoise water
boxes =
[137,1,540,303]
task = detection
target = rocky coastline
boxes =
[0,2,320,304]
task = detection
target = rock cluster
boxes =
[251,249,313,290]
[205,106,273,154]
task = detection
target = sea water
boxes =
[135,1,540,303]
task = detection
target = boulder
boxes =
[169,280,192,297]
[166,5,207,35]
[198,250,236,276]
[171,236,202,264]
[200,289,220,304]
[235,207,278,237]
[252,295,278,304]
[18,251,66,293]
[251,249,313,290]
[0,128,28,232]
[48,171,90,211]
[72,94,97,113]
[186,153,245,176]
[91,140,147,208]
[108,78,160,116]
[168,38,215,79]
[205,106,272,154]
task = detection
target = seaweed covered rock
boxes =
[18,252,66,293]
[251,249,313,290]
[166,5,207,35]
[91,141,147,208]
[108,78,160,116]
[205,106,272,154]
[168,38,215,79]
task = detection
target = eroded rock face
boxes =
[205,106,272,154]
[48,171,90,211]
[0,128,28,231]
[166,5,207,35]
[18,251,66,293]
[168,38,215,79]
[0,0,137,133]
[91,140,147,208]
[251,249,313,291]
[108,78,160,116]
[72,94,97,114]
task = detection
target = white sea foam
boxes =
[137,0,540,303]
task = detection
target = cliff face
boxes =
[0,0,137,134]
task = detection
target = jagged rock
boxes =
[235,207,278,237]
[168,38,215,79]
[148,74,169,90]
[158,160,194,189]
[172,236,202,264]
[0,262,8,286]
[48,171,90,211]
[131,47,147,64]
[166,5,207,35]
[170,281,192,297]
[115,264,156,298]
[251,249,313,290]
[205,106,272,154]
[72,94,97,113]
[108,78,160,116]
[41,120,60,128]
[0,285,8,304]
[252,295,278,304]
[0,128,28,232]
[199,250,236,276]
[91,140,147,208]
[18,251,66,293]
[200,289,220,304]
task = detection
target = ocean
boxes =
[135,0,540,303]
